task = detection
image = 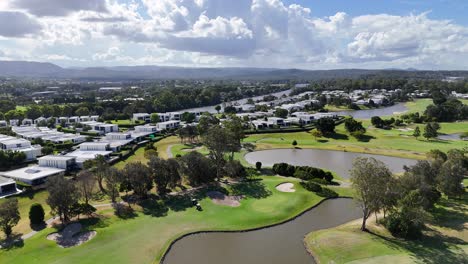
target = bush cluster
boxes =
[272,163,333,182]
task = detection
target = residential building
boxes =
[0,176,17,197]
[0,134,42,161]
[156,120,180,130]
[133,113,151,123]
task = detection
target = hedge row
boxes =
[300,181,338,198]
[272,163,333,182]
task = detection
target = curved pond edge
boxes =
[159,196,355,264]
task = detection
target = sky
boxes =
[0,0,468,70]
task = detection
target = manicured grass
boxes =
[15,105,28,112]
[304,194,468,264]
[114,147,147,169]
[404,99,433,114]
[244,122,468,160]
[1,176,342,264]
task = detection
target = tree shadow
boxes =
[138,198,168,217]
[326,133,349,140]
[0,234,24,250]
[317,139,329,143]
[113,203,137,219]
[230,180,272,199]
[356,134,376,142]
[367,224,468,264]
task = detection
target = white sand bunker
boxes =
[47,223,96,248]
[207,191,243,207]
[276,182,295,193]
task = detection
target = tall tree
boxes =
[179,152,216,186]
[76,170,96,205]
[202,125,230,180]
[316,117,336,135]
[350,157,392,231]
[46,176,80,224]
[412,126,421,139]
[104,167,122,203]
[149,157,181,195]
[0,198,20,238]
[123,162,153,198]
[437,149,466,198]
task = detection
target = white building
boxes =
[0,120,7,127]
[22,119,33,126]
[0,134,42,161]
[133,113,151,123]
[67,142,112,168]
[12,126,86,145]
[80,121,118,135]
[1,166,65,185]
[157,120,180,130]
[9,119,19,126]
[38,155,77,170]
[0,176,17,197]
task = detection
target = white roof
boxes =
[67,150,113,163]
[0,176,15,186]
[1,166,65,181]
[38,155,76,161]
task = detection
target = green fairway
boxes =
[304,194,468,264]
[1,176,348,264]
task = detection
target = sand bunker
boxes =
[276,182,295,192]
[207,191,243,207]
[47,223,96,248]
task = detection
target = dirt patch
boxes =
[47,223,96,248]
[276,182,295,193]
[207,191,243,207]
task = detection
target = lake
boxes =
[245,149,417,179]
[163,198,361,264]
[335,103,408,119]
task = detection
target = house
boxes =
[1,166,65,185]
[133,113,151,123]
[38,155,77,170]
[0,134,42,161]
[156,121,180,130]
[134,125,158,133]
[267,117,285,126]
[101,133,133,151]
[311,113,337,119]
[67,142,112,168]
[80,121,118,135]
[0,176,18,197]
[22,119,33,126]
[68,116,80,124]
[168,112,182,121]
[157,113,171,122]
[0,120,7,127]
[9,119,19,126]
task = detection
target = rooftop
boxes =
[1,166,65,181]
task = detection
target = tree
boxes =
[224,160,247,179]
[412,126,421,140]
[104,167,121,203]
[274,108,288,119]
[84,155,108,193]
[122,162,153,198]
[75,107,90,116]
[292,140,298,146]
[29,203,45,226]
[316,117,336,135]
[179,152,216,186]
[423,122,440,140]
[344,118,366,137]
[350,157,393,231]
[181,112,196,123]
[76,170,96,205]
[223,116,245,159]
[149,157,181,195]
[215,105,221,114]
[202,125,230,180]
[437,149,466,198]
[150,113,160,124]
[311,129,323,141]
[46,176,80,224]
[255,161,262,171]
[0,198,20,238]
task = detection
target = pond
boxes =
[245,149,417,179]
[438,133,466,141]
[162,198,361,264]
[335,102,408,119]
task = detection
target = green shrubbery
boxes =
[272,163,333,182]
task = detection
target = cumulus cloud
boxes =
[0,11,41,37]
[11,0,108,16]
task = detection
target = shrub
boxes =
[317,187,338,198]
[383,212,423,240]
[29,203,45,225]
[255,161,262,171]
[301,181,322,192]
[272,163,295,176]
[310,178,330,185]
[292,140,298,146]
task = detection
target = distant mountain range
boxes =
[0,61,467,80]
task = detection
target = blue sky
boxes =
[0,0,468,70]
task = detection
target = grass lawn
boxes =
[15,105,28,112]
[304,194,468,264]
[0,176,350,264]
[244,122,468,160]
